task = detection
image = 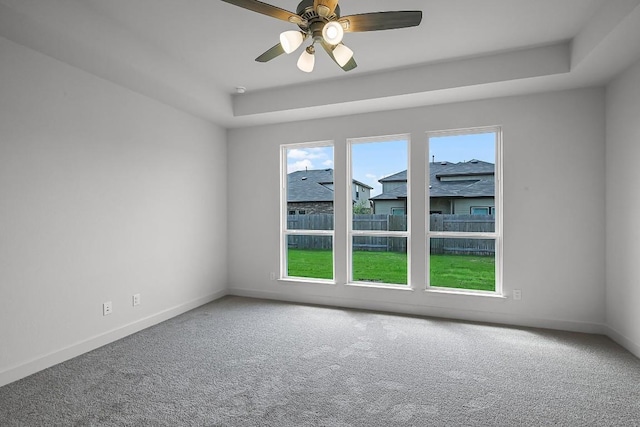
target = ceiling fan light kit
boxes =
[280,30,304,53]
[332,43,353,67]
[297,45,316,73]
[221,0,422,73]
[322,21,344,45]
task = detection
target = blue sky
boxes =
[287,132,495,196]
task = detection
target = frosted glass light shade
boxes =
[322,21,344,45]
[280,31,304,54]
[297,48,315,73]
[333,43,353,67]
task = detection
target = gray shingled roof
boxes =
[287,169,373,203]
[434,159,494,178]
[288,169,334,202]
[372,160,494,200]
[370,185,407,200]
[379,170,407,182]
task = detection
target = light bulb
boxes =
[322,21,344,45]
[333,43,353,67]
[297,46,315,73]
[280,31,304,54]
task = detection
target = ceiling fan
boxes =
[221,0,422,73]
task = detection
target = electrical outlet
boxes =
[513,290,522,301]
[269,272,276,281]
[103,301,113,316]
[132,293,141,307]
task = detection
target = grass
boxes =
[286,249,334,279]
[353,251,408,284]
[287,249,495,291]
[429,253,495,291]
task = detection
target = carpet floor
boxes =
[1,296,639,426]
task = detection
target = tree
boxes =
[353,200,371,214]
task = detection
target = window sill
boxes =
[345,282,414,291]
[278,277,336,286]
[424,288,507,299]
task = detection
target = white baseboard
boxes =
[605,325,640,359]
[229,287,607,335]
[0,290,227,388]
[5,289,634,389]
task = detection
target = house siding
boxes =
[453,198,495,215]
[352,184,371,204]
[430,198,453,214]
[382,182,405,192]
[373,200,407,215]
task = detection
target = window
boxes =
[427,127,502,293]
[391,207,406,216]
[281,142,334,281]
[349,135,409,286]
[280,128,501,297]
[470,207,491,215]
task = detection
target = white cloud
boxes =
[288,159,314,173]
[287,149,310,160]
[287,146,332,173]
[287,148,327,160]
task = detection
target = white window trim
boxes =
[347,134,411,288]
[425,125,503,295]
[280,140,335,283]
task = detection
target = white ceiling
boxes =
[1,0,640,127]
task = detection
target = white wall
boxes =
[0,37,228,386]
[605,58,640,358]
[228,88,606,333]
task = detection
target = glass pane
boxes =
[471,207,490,215]
[352,237,407,285]
[429,214,495,233]
[351,139,408,231]
[286,145,334,230]
[429,132,495,231]
[287,235,333,280]
[429,238,495,291]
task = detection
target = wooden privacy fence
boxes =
[429,214,495,256]
[287,214,495,256]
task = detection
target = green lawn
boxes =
[429,253,495,291]
[287,249,495,291]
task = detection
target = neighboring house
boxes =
[371,160,495,215]
[288,169,372,214]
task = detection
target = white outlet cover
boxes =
[103,301,113,316]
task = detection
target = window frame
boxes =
[425,126,503,295]
[470,206,491,215]
[347,134,411,288]
[280,141,335,283]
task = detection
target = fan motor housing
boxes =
[296,0,340,23]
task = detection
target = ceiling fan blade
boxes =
[255,43,285,62]
[314,0,339,17]
[340,11,423,32]
[321,42,357,72]
[221,0,300,23]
